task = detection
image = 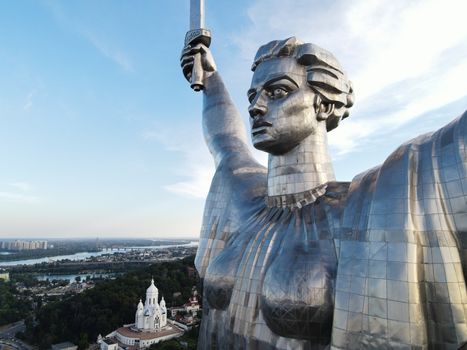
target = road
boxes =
[0,321,35,350]
[0,321,23,339]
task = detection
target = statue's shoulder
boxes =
[324,181,351,197]
[342,111,467,231]
[201,153,267,236]
[212,152,268,201]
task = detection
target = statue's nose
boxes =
[249,92,267,118]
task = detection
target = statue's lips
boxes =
[252,127,269,136]
[252,120,273,136]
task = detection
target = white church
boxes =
[136,278,167,330]
[99,279,183,350]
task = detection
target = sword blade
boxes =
[190,0,205,30]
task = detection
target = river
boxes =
[0,241,198,267]
[35,272,120,283]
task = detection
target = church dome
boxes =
[146,278,158,294]
[137,299,144,310]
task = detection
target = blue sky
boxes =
[0,0,466,239]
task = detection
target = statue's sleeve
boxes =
[420,109,467,346]
[333,110,467,348]
[202,71,253,168]
[434,110,467,265]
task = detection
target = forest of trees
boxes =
[22,256,201,349]
[0,281,32,326]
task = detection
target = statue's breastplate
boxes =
[204,197,340,343]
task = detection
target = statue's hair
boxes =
[252,37,354,132]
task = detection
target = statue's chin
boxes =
[252,133,286,154]
[252,136,295,155]
[252,143,272,154]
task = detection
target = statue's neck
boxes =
[267,128,335,197]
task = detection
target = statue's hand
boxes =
[180,43,217,85]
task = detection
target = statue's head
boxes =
[248,37,354,155]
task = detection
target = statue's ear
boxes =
[317,103,334,121]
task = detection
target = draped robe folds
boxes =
[195,111,467,349]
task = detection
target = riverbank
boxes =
[0,239,196,263]
[34,272,119,283]
[0,241,198,267]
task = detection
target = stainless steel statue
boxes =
[181,29,467,350]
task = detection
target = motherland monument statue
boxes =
[181,1,467,348]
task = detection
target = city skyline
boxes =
[1,0,466,238]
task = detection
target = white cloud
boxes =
[45,2,134,72]
[143,122,214,199]
[83,30,134,72]
[0,192,39,204]
[9,182,33,191]
[23,90,35,110]
[164,166,213,199]
[329,50,467,156]
[0,182,39,204]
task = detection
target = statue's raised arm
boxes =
[181,43,252,167]
[180,40,268,282]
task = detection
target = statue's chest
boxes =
[204,201,339,342]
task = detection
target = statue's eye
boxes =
[248,92,257,103]
[268,87,288,100]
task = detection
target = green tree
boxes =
[0,281,32,326]
[77,333,89,350]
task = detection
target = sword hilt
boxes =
[185,29,211,92]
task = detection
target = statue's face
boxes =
[248,57,318,155]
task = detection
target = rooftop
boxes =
[116,325,183,341]
[103,338,117,345]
